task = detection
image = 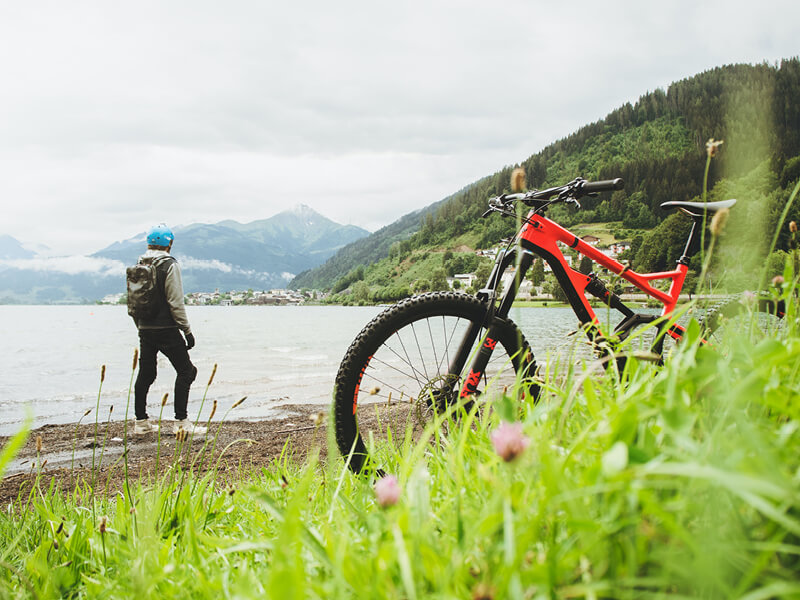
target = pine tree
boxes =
[530,258,545,286]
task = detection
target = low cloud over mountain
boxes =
[0,206,368,303]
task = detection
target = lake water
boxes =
[0,304,600,435]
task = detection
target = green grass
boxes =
[568,221,650,246]
[2,290,800,598]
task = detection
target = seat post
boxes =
[678,219,702,266]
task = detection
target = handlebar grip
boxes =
[581,178,624,193]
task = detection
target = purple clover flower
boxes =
[491,421,531,462]
[374,475,401,508]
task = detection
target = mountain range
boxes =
[0,205,368,303]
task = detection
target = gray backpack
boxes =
[126,256,173,320]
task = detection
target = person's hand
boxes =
[185,333,195,350]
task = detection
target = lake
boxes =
[0,304,597,435]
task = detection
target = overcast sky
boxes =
[1,1,798,256]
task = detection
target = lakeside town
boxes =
[98,235,636,306]
[101,287,312,306]
[99,238,644,306]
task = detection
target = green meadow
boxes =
[1,278,799,598]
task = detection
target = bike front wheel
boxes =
[333,292,537,473]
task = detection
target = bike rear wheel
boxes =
[700,294,786,347]
[333,292,537,473]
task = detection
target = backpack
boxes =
[126,256,172,321]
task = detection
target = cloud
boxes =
[0,253,295,289]
[179,257,235,273]
[0,1,798,255]
[179,256,294,282]
[0,256,125,276]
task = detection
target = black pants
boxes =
[134,328,197,421]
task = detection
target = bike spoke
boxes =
[380,340,429,382]
[363,354,424,398]
[409,322,430,382]
[426,317,441,381]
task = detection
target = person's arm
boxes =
[164,261,192,335]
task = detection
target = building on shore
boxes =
[184,288,306,306]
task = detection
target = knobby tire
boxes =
[333,292,537,473]
[699,294,785,345]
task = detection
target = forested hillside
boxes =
[291,59,800,296]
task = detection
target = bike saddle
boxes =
[660,198,736,218]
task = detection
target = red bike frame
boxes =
[456,208,690,400]
[519,211,688,339]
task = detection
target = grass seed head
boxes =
[161,393,169,407]
[132,348,138,370]
[706,138,724,157]
[710,207,729,236]
[232,396,247,409]
[208,363,218,386]
[83,408,92,417]
[510,167,526,193]
[99,516,107,534]
[472,582,495,600]
[209,399,217,420]
[100,365,106,383]
[36,435,42,453]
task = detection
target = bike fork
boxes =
[450,247,534,399]
[458,324,505,398]
[441,318,506,399]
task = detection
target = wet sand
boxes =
[0,404,330,505]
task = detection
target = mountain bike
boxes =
[333,177,785,472]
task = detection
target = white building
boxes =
[447,273,477,289]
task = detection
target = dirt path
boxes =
[0,404,331,504]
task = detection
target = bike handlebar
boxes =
[485,177,625,216]
[579,178,624,194]
[522,177,624,204]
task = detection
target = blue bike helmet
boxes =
[146,223,174,247]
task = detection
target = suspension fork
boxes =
[450,247,535,399]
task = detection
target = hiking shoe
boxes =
[133,419,156,435]
[173,420,207,436]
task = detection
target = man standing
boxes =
[131,224,205,435]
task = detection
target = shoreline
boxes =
[0,404,330,505]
